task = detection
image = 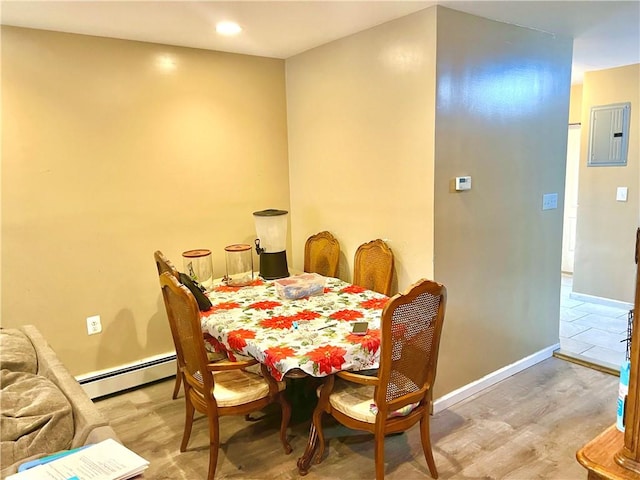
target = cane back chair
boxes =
[154,250,184,398]
[155,250,228,399]
[155,249,180,279]
[304,231,340,278]
[353,239,394,296]
[159,272,292,479]
[311,278,447,479]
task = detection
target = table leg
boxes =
[297,374,333,475]
[297,422,318,475]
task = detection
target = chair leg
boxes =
[172,366,182,399]
[420,414,438,479]
[206,412,220,480]
[277,393,293,454]
[374,431,385,480]
[180,394,195,452]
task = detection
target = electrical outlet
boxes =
[86,315,102,335]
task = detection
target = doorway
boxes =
[561,123,581,273]
[558,123,629,371]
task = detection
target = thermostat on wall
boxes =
[455,176,472,191]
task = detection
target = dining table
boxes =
[200,274,389,474]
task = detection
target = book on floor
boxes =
[7,438,149,480]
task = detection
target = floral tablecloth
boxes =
[201,276,388,381]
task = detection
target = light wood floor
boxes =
[95,357,617,479]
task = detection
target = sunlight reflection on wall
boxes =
[437,63,556,118]
[380,43,424,73]
[155,54,177,73]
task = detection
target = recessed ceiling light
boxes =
[216,21,242,36]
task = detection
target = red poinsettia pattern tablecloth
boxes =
[200,276,388,381]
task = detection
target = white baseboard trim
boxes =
[76,353,177,400]
[569,291,633,311]
[433,343,560,413]
[77,344,559,405]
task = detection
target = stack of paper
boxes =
[7,438,149,480]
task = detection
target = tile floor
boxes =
[559,273,631,370]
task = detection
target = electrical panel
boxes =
[588,102,631,167]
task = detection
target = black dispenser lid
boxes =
[253,209,288,217]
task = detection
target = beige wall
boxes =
[286,7,437,293]
[3,8,577,397]
[573,64,640,302]
[287,6,572,398]
[433,8,572,394]
[1,27,290,375]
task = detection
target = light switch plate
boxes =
[617,187,628,202]
[542,193,558,210]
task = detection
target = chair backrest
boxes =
[155,250,180,279]
[304,231,340,278]
[159,272,213,395]
[375,279,446,415]
[353,239,394,296]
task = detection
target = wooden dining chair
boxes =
[159,272,292,479]
[353,239,394,296]
[154,250,184,399]
[310,278,447,479]
[155,250,225,400]
[304,231,340,278]
[154,249,180,279]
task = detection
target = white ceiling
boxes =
[1,1,639,84]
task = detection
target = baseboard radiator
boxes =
[76,353,177,400]
[76,344,557,404]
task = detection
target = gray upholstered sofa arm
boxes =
[0,326,119,478]
[19,325,119,448]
